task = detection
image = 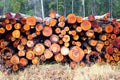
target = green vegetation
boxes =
[0,0,120,18]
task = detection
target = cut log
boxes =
[61,46,69,56]
[18,50,25,57]
[26,51,35,60]
[58,16,65,22]
[50,43,60,54]
[68,46,84,62]
[33,43,45,56]
[23,24,30,31]
[10,55,19,65]
[54,53,64,62]
[62,35,70,43]
[12,30,20,38]
[12,65,19,71]
[1,12,120,71]
[32,57,39,65]
[14,23,21,29]
[58,21,65,28]
[5,24,12,31]
[0,28,5,34]
[67,13,76,24]
[105,24,113,33]
[42,26,52,37]
[81,20,91,31]
[35,24,43,31]
[77,16,83,23]
[49,19,57,27]
[26,16,36,26]
[19,58,28,67]
[17,44,24,51]
[44,49,53,59]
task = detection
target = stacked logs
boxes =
[0,11,120,71]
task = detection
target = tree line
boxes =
[0,0,120,18]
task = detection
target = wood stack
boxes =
[0,11,120,71]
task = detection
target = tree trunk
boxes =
[41,0,44,18]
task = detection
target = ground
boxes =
[0,62,120,80]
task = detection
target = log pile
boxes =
[0,11,120,71]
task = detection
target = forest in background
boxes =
[0,0,120,18]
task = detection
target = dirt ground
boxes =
[0,63,120,80]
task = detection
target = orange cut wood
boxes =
[26,51,35,60]
[5,24,12,31]
[105,24,113,33]
[18,50,25,57]
[71,30,76,36]
[42,26,52,37]
[58,16,65,22]
[100,35,107,41]
[33,43,45,56]
[44,49,53,59]
[86,30,94,38]
[50,43,60,54]
[73,35,79,40]
[49,19,57,27]
[55,27,61,34]
[26,16,36,26]
[0,27,5,34]
[32,57,39,65]
[81,20,91,31]
[62,35,70,42]
[12,30,20,38]
[54,53,64,62]
[14,23,21,29]
[12,65,19,71]
[10,55,19,65]
[68,46,84,62]
[23,24,30,31]
[35,31,41,36]
[17,44,24,51]
[61,30,66,35]
[19,58,28,67]
[76,26,82,32]
[35,24,43,31]
[67,13,77,24]
[58,21,65,28]
[64,42,70,47]
[111,34,116,39]
[64,26,70,31]
[77,16,83,23]
[89,40,97,46]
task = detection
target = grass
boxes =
[0,62,120,80]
